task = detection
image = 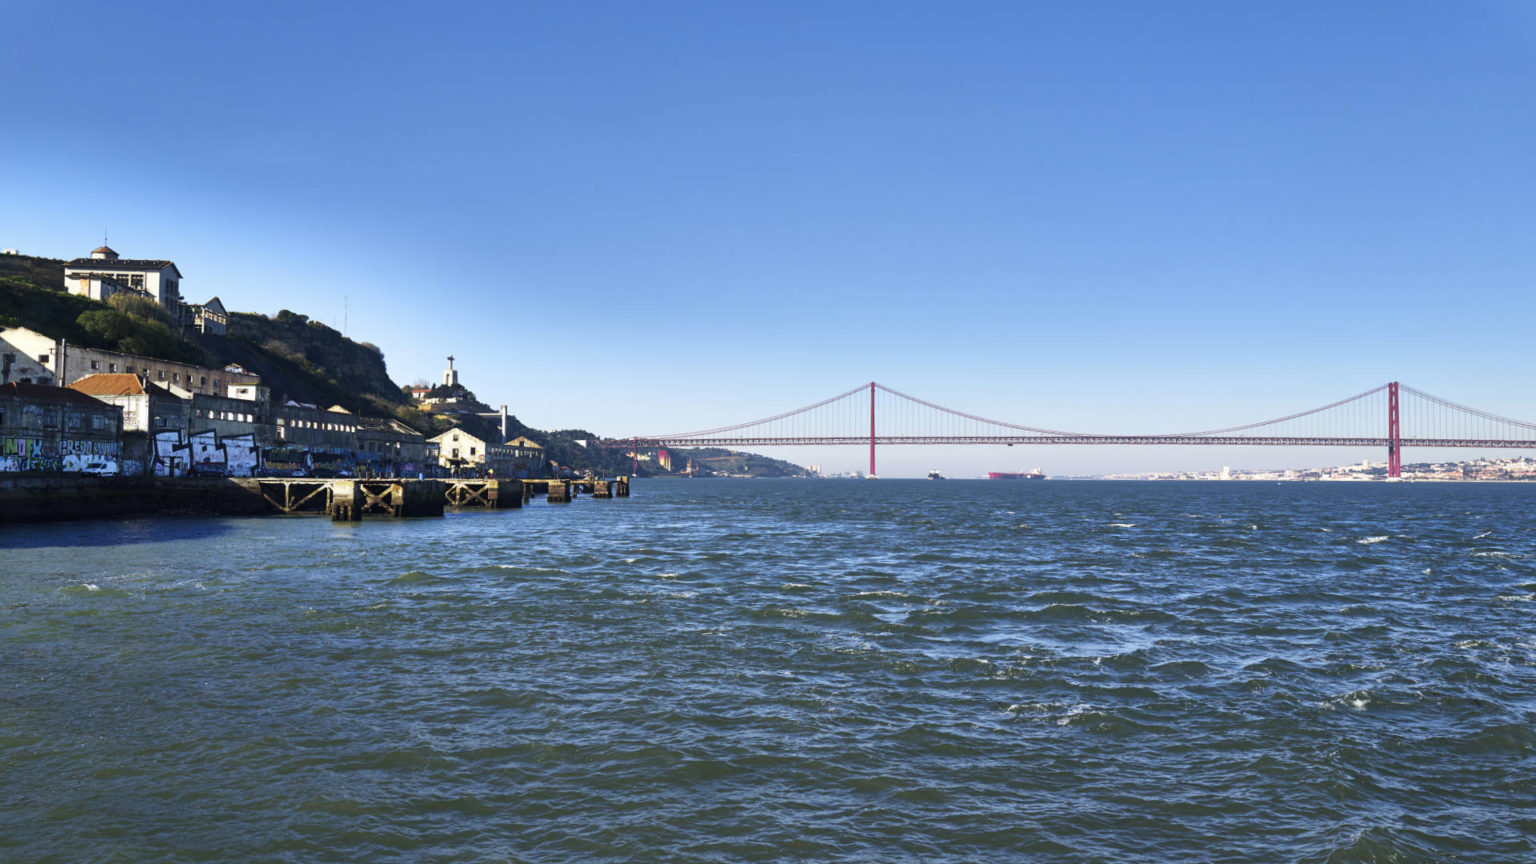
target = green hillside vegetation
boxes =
[212,310,407,416]
[0,254,209,365]
[0,252,67,293]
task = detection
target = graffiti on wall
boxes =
[0,436,122,473]
[186,430,260,477]
[155,430,262,477]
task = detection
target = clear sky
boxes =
[5,2,1535,476]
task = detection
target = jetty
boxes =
[0,475,633,523]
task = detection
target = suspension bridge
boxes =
[602,382,1536,478]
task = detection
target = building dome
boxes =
[91,245,119,260]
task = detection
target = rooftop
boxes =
[1,380,123,409]
[64,258,183,277]
[68,373,179,399]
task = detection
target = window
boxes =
[90,360,100,370]
[200,376,207,386]
[37,354,48,364]
[172,373,179,383]
[126,365,135,374]
[158,371,165,380]
[109,363,117,373]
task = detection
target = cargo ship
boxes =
[988,470,1046,480]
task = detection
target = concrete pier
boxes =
[546,480,571,503]
[237,478,446,519]
[443,478,523,509]
[0,474,630,524]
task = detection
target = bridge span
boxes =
[602,382,1536,478]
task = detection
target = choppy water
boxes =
[3,480,1535,862]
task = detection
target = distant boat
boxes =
[927,469,946,480]
[988,470,1046,480]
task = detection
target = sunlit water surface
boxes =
[3,480,1534,862]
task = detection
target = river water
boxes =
[3,480,1534,862]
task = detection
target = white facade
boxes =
[0,327,59,385]
[1,326,262,397]
[191,297,228,335]
[63,246,184,314]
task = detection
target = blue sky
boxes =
[5,2,1535,476]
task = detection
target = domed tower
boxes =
[91,245,119,260]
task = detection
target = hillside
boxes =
[0,253,210,365]
[216,310,407,415]
[1,251,813,477]
[0,253,401,413]
[677,447,815,478]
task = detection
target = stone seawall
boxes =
[0,476,269,523]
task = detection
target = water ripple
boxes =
[3,480,1535,862]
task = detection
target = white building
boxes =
[189,296,228,335]
[63,246,184,315]
[0,326,59,385]
[0,326,261,396]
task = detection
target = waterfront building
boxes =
[63,344,260,397]
[427,427,519,475]
[356,417,429,474]
[69,372,278,477]
[68,374,191,476]
[68,374,189,436]
[273,402,360,473]
[0,381,123,473]
[63,246,184,318]
[505,435,546,478]
[1,325,263,397]
[190,390,273,446]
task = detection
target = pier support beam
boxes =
[329,481,361,522]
